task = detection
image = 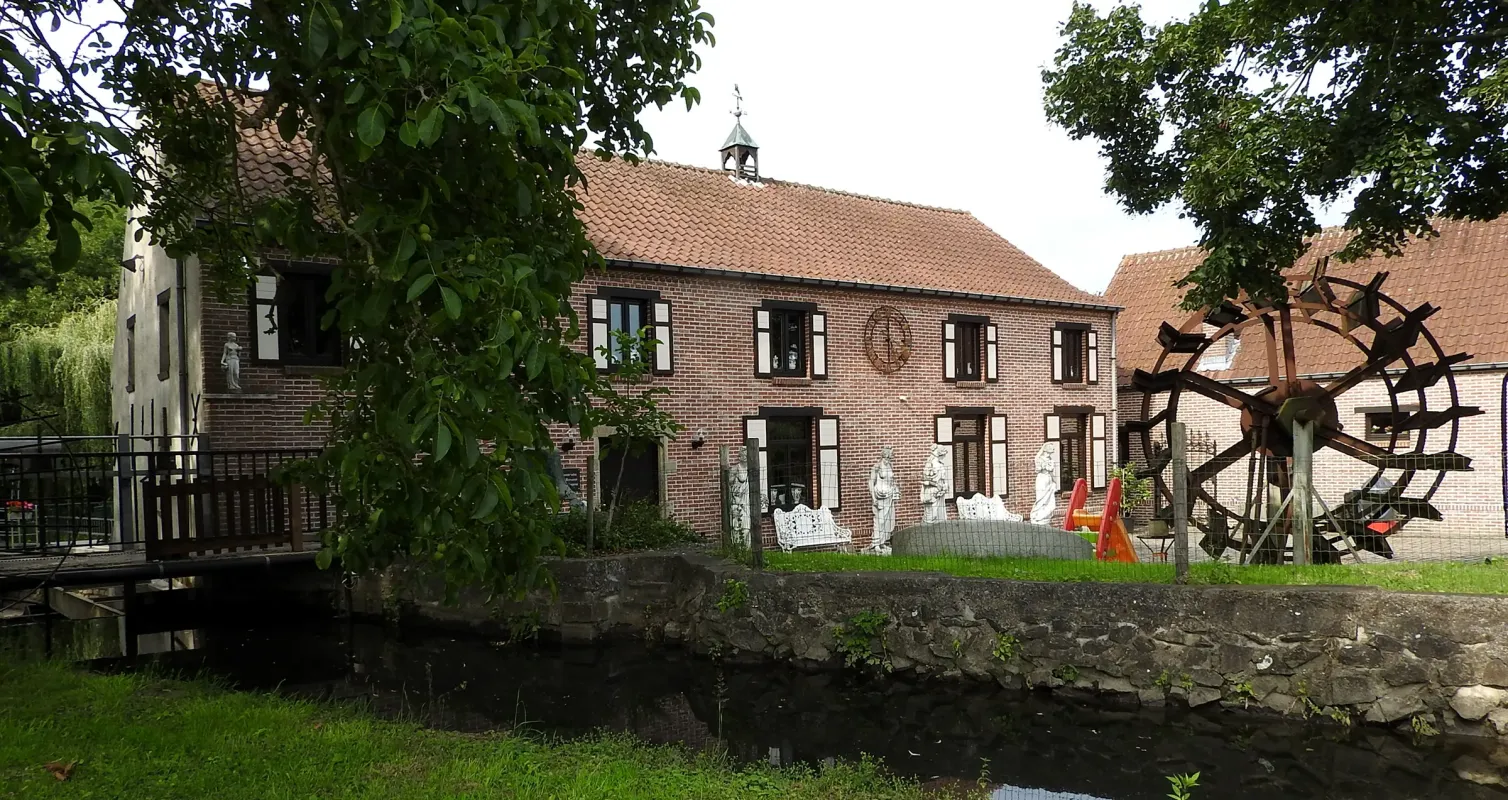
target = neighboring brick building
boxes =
[1107,220,1508,559]
[112,105,1122,548]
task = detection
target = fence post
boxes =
[718,445,731,552]
[1291,420,1314,566]
[585,452,597,555]
[289,484,305,552]
[1171,422,1190,584]
[116,432,137,551]
[745,438,763,570]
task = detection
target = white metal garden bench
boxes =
[772,504,853,553]
[955,494,1024,523]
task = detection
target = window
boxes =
[766,416,813,511]
[754,303,826,379]
[769,308,806,377]
[1363,407,1415,442]
[1198,324,1240,371]
[278,272,341,366]
[1059,414,1087,489]
[1052,323,1098,384]
[955,322,982,381]
[125,316,136,392]
[607,295,648,366]
[156,290,171,380]
[951,415,986,498]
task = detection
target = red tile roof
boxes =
[219,84,1106,309]
[574,156,1111,308]
[1107,218,1508,378]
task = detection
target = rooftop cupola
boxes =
[719,85,759,180]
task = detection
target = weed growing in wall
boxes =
[832,610,892,673]
[1166,772,1200,800]
[992,633,1018,664]
[715,579,749,614]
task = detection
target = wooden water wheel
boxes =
[1128,260,1481,564]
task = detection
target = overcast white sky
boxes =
[637,0,1345,295]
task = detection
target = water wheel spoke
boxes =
[1262,315,1281,387]
[1322,352,1402,400]
[1178,372,1280,416]
[1279,305,1300,388]
[1189,438,1253,487]
[1313,425,1391,460]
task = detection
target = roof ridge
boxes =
[611,155,975,216]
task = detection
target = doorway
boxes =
[598,436,661,507]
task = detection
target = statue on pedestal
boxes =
[220,332,243,393]
[1031,441,1061,526]
[920,443,952,524]
[867,446,899,554]
[728,452,751,547]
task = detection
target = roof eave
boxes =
[605,258,1123,313]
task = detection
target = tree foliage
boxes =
[0,200,124,335]
[1044,1,1508,308]
[0,299,115,436]
[2,0,712,595]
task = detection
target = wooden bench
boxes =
[772,504,853,553]
[955,494,1023,522]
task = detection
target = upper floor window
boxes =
[125,315,136,392]
[1051,323,1098,385]
[156,290,171,380]
[755,301,827,379]
[943,315,997,383]
[252,266,343,367]
[590,288,674,375]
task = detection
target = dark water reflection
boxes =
[43,619,1500,800]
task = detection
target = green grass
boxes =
[0,659,939,799]
[766,552,1508,595]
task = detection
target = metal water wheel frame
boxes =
[1129,262,1480,564]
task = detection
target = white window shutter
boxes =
[1091,413,1108,489]
[990,416,1008,497]
[1087,331,1099,384]
[811,311,828,379]
[652,300,673,375]
[985,324,999,383]
[754,309,772,377]
[743,417,770,513]
[589,297,609,371]
[253,275,279,361]
[934,414,954,469]
[943,322,957,380]
[1051,328,1063,383]
[1044,413,1061,443]
[818,416,840,509]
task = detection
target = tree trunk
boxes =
[602,443,632,534]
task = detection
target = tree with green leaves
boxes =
[0,199,124,335]
[2,0,712,595]
[1044,1,1508,309]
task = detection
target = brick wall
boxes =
[558,267,1117,549]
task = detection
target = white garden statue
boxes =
[867,446,899,554]
[919,443,952,524]
[1031,441,1061,526]
[727,452,751,547]
[220,332,243,393]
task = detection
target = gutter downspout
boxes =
[1110,310,1120,465]
[1501,372,1507,539]
[174,258,191,449]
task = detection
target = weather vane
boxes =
[732,84,745,120]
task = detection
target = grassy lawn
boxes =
[0,659,934,799]
[765,551,1508,595]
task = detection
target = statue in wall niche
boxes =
[1031,441,1061,526]
[220,332,243,393]
[920,443,952,524]
[727,451,751,547]
[867,446,899,554]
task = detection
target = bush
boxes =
[554,501,701,556]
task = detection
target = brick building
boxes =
[112,108,1122,548]
[1107,220,1508,560]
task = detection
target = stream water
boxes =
[8,613,1507,800]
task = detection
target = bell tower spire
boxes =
[720,84,759,180]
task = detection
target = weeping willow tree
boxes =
[0,300,115,436]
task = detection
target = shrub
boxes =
[553,501,700,556]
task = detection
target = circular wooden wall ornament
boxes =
[864,306,913,374]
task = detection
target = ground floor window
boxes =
[1060,414,1087,489]
[766,416,812,511]
[951,415,986,497]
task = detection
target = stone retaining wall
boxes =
[352,551,1508,741]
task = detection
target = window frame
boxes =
[1360,405,1417,442]
[1053,322,1095,385]
[768,307,808,378]
[276,267,342,367]
[950,414,987,498]
[605,294,651,369]
[1061,328,1085,383]
[156,290,171,381]
[765,414,814,511]
[955,322,982,382]
[125,315,136,393]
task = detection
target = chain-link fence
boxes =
[717,427,1508,589]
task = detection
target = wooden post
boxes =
[718,445,731,552]
[586,453,597,555]
[1171,422,1190,584]
[1291,420,1313,566]
[288,484,305,552]
[116,432,136,551]
[745,438,763,570]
